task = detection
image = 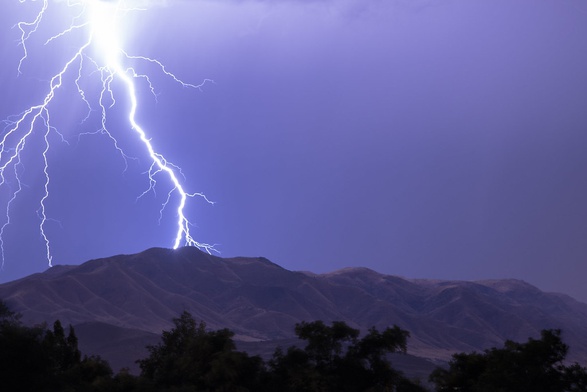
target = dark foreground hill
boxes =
[1,247,586,373]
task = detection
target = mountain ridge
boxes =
[1,247,586,371]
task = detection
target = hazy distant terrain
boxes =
[1,247,586,373]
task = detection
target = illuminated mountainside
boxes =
[1,247,586,372]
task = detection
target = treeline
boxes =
[1,300,587,391]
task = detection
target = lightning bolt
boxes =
[1,0,216,269]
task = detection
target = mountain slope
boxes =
[1,247,586,370]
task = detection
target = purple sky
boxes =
[1,0,587,302]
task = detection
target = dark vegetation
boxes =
[0,300,112,392]
[430,329,587,392]
[1,299,586,391]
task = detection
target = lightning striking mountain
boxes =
[1,0,216,268]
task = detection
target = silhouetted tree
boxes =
[0,299,20,324]
[138,310,266,391]
[0,316,53,391]
[430,329,587,392]
[0,300,113,392]
[268,320,426,392]
[296,320,360,364]
[43,320,82,374]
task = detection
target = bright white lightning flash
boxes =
[1,0,216,268]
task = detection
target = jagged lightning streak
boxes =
[1,0,216,268]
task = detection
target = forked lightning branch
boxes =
[0,0,215,268]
